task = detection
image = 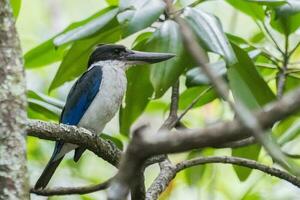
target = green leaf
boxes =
[118,0,165,36]
[24,7,116,68]
[105,0,119,5]
[27,90,64,109]
[185,50,260,87]
[228,44,275,109]
[276,0,300,16]
[120,66,153,136]
[247,0,287,7]
[284,75,300,92]
[24,39,67,68]
[100,134,123,150]
[183,7,237,65]
[242,192,262,200]
[184,150,206,186]
[270,13,300,35]
[274,116,297,136]
[27,99,61,121]
[278,118,300,145]
[27,90,63,121]
[273,115,300,146]
[179,86,217,110]
[49,23,122,92]
[146,20,195,98]
[54,8,119,46]
[270,0,300,35]
[120,33,154,136]
[229,44,275,181]
[226,33,250,46]
[10,0,21,18]
[145,100,168,113]
[132,32,153,47]
[186,62,226,87]
[232,144,261,181]
[249,31,265,43]
[225,0,265,21]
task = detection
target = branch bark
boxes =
[277,34,289,98]
[30,178,112,196]
[176,156,300,188]
[27,120,122,167]
[145,160,176,200]
[142,86,300,155]
[0,0,29,199]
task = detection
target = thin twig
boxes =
[288,42,300,58]
[176,156,300,188]
[277,34,290,98]
[262,22,284,56]
[176,86,213,123]
[30,178,112,196]
[160,80,180,130]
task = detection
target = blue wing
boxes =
[60,66,103,125]
[54,65,103,159]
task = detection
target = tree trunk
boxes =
[0,0,29,199]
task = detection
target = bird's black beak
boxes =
[124,50,175,64]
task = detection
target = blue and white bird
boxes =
[34,44,175,189]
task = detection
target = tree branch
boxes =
[142,86,300,155]
[160,80,180,130]
[146,155,300,200]
[213,137,256,149]
[145,160,176,200]
[27,120,122,167]
[176,156,300,187]
[277,34,290,98]
[130,169,145,200]
[30,178,112,196]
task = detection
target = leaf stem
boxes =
[176,86,213,123]
[262,22,285,56]
[277,34,290,98]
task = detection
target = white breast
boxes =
[78,62,127,133]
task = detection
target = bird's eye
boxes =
[114,49,121,54]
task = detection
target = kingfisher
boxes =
[34,44,175,189]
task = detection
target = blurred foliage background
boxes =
[16,0,300,199]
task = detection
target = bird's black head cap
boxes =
[88,44,127,67]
